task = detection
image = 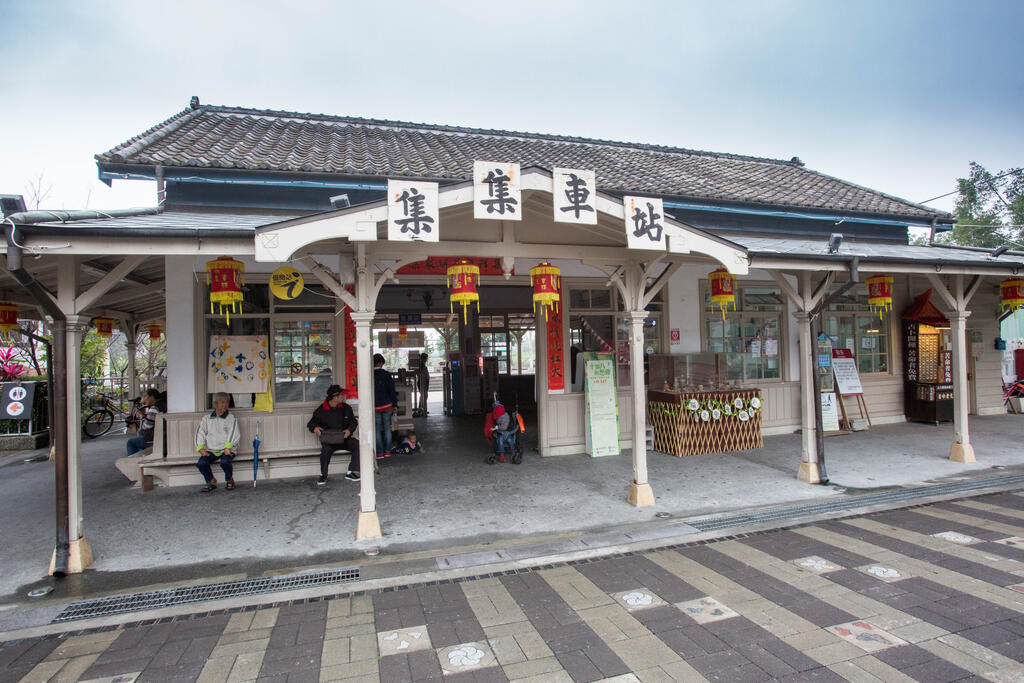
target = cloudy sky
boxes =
[1,0,1020,219]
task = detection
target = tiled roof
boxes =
[735,234,1024,267]
[97,102,950,222]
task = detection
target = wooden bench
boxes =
[117,405,351,489]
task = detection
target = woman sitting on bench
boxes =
[195,392,241,492]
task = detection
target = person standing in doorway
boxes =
[373,353,398,458]
[416,352,430,416]
[307,384,360,484]
[195,392,241,492]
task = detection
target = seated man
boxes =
[195,392,241,492]
[126,388,162,456]
[307,384,360,484]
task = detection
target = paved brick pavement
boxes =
[3,491,1024,682]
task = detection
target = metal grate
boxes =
[686,473,1024,533]
[52,566,360,623]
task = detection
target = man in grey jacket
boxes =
[195,392,241,492]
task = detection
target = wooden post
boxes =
[949,310,975,462]
[627,310,654,506]
[353,246,382,540]
[794,312,820,482]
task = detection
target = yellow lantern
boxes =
[94,317,116,338]
[866,274,893,319]
[446,260,480,323]
[1000,278,1024,317]
[708,268,736,321]
[530,262,561,321]
[0,303,19,340]
[205,257,245,324]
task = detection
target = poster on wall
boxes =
[208,336,270,394]
[584,358,620,457]
[831,348,864,396]
[821,391,840,432]
[546,280,565,392]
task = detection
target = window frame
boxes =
[698,279,786,383]
[822,284,894,377]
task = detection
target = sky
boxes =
[1,0,1021,222]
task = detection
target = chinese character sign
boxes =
[388,180,439,241]
[623,196,666,250]
[473,161,521,220]
[546,276,565,392]
[552,167,597,224]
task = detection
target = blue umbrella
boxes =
[252,421,261,488]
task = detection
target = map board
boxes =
[831,349,864,396]
[584,358,620,457]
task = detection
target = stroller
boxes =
[484,395,525,465]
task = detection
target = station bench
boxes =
[114,406,349,490]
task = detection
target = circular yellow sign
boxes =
[270,267,304,300]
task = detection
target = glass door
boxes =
[273,320,334,402]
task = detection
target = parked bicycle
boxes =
[82,392,143,438]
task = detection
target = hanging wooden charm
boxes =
[94,317,116,339]
[530,262,561,321]
[206,257,245,324]
[446,260,480,323]
[0,303,19,341]
[866,274,893,319]
[708,268,736,321]
[1001,278,1024,317]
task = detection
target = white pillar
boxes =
[62,315,93,571]
[627,311,654,506]
[794,312,820,482]
[949,310,975,462]
[165,256,198,412]
[536,308,549,456]
[352,310,382,540]
[125,337,138,400]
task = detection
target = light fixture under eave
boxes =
[990,245,1009,258]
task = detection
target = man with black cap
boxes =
[307,384,360,484]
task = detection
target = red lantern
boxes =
[398,325,408,338]
[708,268,736,320]
[866,274,893,319]
[206,257,245,324]
[94,317,116,339]
[147,324,163,340]
[0,303,19,340]
[1001,278,1024,316]
[530,262,561,321]
[446,260,480,323]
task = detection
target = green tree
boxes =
[948,162,1024,248]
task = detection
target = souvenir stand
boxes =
[646,353,764,456]
[902,289,954,423]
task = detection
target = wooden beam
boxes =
[81,259,153,287]
[643,260,681,308]
[963,274,983,307]
[770,271,802,308]
[926,274,959,311]
[299,256,357,310]
[74,255,146,313]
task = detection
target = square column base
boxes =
[356,510,382,540]
[49,538,94,575]
[797,461,821,484]
[950,442,976,463]
[627,482,655,507]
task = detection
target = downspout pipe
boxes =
[5,223,70,575]
[808,255,860,485]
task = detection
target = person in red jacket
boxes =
[307,385,360,484]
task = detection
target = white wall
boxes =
[165,255,198,412]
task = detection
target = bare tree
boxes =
[24,171,54,210]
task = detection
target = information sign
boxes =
[584,358,620,457]
[1,382,34,419]
[378,331,426,349]
[398,313,422,325]
[821,391,840,432]
[831,348,864,396]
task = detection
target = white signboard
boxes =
[387,179,439,241]
[623,196,666,250]
[584,359,620,457]
[821,392,840,432]
[552,167,597,224]
[831,349,864,396]
[208,336,270,394]
[378,331,426,348]
[473,160,521,220]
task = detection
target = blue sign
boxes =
[398,313,422,325]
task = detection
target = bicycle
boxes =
[82,392,143,439]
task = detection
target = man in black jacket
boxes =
[307,384,360,484]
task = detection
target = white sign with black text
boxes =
[473,161,521,220]
[623,196,667,250]
[552,167,598,224]
[387,180,439,242]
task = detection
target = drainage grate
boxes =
[686,473,1024,533]
[52,566,360,623]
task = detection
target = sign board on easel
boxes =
[821,391,840,432]
[584,358,620,457]
[831,349,863,395]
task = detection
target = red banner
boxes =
[397,257,507,276]
[344,284,358,398]
[546,278,564,391]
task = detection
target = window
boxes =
[204,282,336,404]
[701,284,783,381]
[824,285,890,374]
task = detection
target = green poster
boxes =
[584,358,620,457]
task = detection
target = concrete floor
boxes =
[0,409,1022,602]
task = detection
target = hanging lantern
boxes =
[708,268,736,321]
[147,324,163,340]
[1001,278,1024,317]
[94,317,116,339]
[866,274,893,319]
[398,325,408,338]
[0,303,19,341]
[530,262,561,321]
[446,260,480,323]
[205,257,245,324]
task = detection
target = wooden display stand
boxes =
[647,389,764,457]
[902,289,954,424]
